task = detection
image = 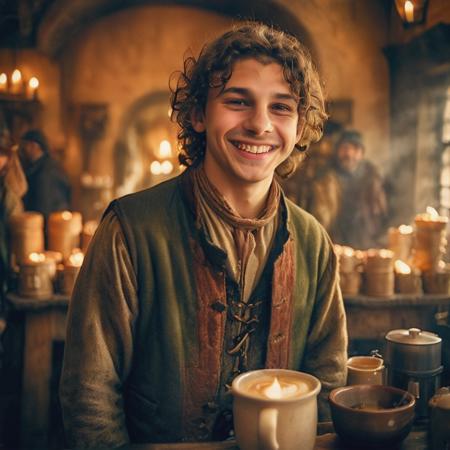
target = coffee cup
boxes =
[231,369,321,450]
[347,356,384,386]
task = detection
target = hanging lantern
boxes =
[394,0,429,27]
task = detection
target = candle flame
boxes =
[68,251,84,267]
[161,160,173,175]
[0,73,6,85]
[404,1,414,22]
[426,206,439,218]
[150,161,162,175]
[28,77,39,89]
[264,377,282,399]
[11,69,22,83]
[28,252,46,263]
[395,259,411,274]
[61,210,73,220]
[399,224,413,234]
[159,140,172,158]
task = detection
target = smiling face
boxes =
[192,58,303,198]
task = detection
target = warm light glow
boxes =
[28,252,46,263]
[61,211,73,221]
[161,160,173,175]
[83,220,98,235]
[399,224,413,234]
[0,73,6,91]
[159,140,172,158]
[264,377,282,399]
[28,76,39,89]
[342,246,355,257]
[150,161,162,175]
[395,259,412,274]
[368,248,393,259]
[426,206,439,218]
[11,69,22,84]
[68,251,84,267]
[404,0,415,22]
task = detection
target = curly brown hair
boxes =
[170,22,327,179]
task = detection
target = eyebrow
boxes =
[220,87,298,103]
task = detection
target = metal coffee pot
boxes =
[385,327,442,419]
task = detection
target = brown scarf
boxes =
[191,166,280,296]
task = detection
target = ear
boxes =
[296,116,306,143]
[191,107,206,133]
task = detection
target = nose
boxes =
[243,106,273,135]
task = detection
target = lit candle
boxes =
[150,161,162,175]
[19,252,55,298]
[161,160,173,175]
[416,208,448,229]
[0,73,7,93]
[63,250,84,295]
[10,69,23,94]
[395,259,412,275]
[27,76,39,99]
[404,0,415,23]
[399,225,413,235]
[48,211,83,260]
[159,140,172,158]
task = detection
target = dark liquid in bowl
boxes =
[351,403,388,411]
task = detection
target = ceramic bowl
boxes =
[329,385,415,448]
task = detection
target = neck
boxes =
[222,182,271,218]
[203,167,272,219]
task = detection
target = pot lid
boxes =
[385,328,441,345]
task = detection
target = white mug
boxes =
[231,369,321,450]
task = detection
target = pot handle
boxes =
[258,407,280,450]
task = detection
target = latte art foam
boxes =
[246,375,310,400]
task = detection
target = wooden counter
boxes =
[344,294,450,354]
[130,423,429,449]
[5,292,448,449]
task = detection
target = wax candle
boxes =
[48,211,83,260]
[10,69,23,95]
[62,251,84,295]
[18,252,55,299]
[0,73,7,93]
[394,260,422,294]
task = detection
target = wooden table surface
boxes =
[130,423,429,449]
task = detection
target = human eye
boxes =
[223,96,249,108]
[272,102,296,114]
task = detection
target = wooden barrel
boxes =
[9,212,44,265]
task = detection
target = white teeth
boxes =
[235,142,273,154]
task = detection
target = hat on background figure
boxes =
[21,129,50,154]
[335,130,365,151]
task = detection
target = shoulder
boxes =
[361,160,382,179]
[283,195,335,264]
[285,196,328,239]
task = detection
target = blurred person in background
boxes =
[0,138,26,311]
[330,130,387,249]
[19,129,71,218]
[281,134,340,232]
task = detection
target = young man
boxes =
[60,22,347,448]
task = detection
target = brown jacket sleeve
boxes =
[303,239,348,420]
[59,211,138,448]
